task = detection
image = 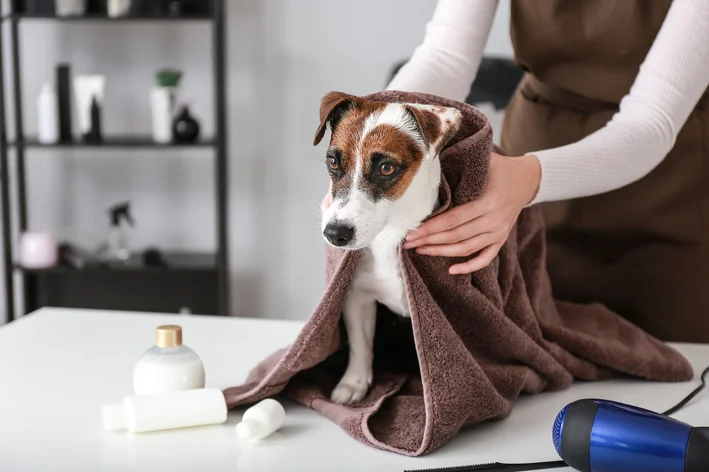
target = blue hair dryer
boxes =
[553,399,709,472]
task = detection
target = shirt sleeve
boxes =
[385,0,499,103]
[529,0,709,204]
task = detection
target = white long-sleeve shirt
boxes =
[386,0,709,205]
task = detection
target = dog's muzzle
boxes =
[323,222,355,247]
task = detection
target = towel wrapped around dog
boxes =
[223,90,693,456]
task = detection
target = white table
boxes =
[1,307,708,472]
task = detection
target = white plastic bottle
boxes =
[150,87,173,143]
[37,83,58,144]
[132,325,205,395]
[235,398,286,440]
[101,388,227,433]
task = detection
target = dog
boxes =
[314,91,462,405]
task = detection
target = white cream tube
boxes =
[101,388,227,433]
[73,75,105,135]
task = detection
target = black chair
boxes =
[388,56,524,110]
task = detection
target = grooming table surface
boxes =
[1,307,708,471]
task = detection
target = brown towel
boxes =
[223,90,693,456]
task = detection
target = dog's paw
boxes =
[330,370,372,405]
[330,381,369,405]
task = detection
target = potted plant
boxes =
[150,68,182,143]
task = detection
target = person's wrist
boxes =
[518,154,541,206]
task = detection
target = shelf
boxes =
[17,251,217,274]
[20,251,220,314]
[4,13,213,22]
[10,136,216,149]
[0,0,229,320]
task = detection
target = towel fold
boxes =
[223,90,693,456]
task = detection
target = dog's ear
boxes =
[313,91,358,146]
[404,104,462,158]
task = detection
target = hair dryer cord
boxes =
[661,364,709,416]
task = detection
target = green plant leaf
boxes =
[155,68,182,87]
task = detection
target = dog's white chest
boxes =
[350,239,410,318]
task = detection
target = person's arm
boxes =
[403,0,709,275]
[529,0,709,204]
[386,0,499,103]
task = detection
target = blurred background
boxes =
[0,0,514,325]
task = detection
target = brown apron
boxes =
[500,0,709,343]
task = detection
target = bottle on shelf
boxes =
[151,68,182,143]
[172,104,200,143]
[94,201,134,264]
[37,83,59,144]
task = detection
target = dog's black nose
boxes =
[323,223,355,246]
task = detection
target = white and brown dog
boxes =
[314,92,462,405]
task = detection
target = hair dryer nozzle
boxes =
[551,405,566,456]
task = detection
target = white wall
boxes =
[0,0,513,324]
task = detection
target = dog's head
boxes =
[314,91,462,250]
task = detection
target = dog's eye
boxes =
[327,155,339,171]
[379,163,396,176]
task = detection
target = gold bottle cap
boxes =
[155,325,182,348]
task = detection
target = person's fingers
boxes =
[414,233,495,258]
[320,193,332,213]
[403,214,490,249]
[405,201,486,242]
[448,243,502,274]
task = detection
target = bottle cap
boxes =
[155,325,182,348]
[235,418,261,440]
[101,404,127,431]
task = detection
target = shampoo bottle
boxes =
[235,398,286,440]
[101,388,226,433]
[133,325,206,395]
[37,83,58,144]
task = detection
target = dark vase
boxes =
[172,106,200,143]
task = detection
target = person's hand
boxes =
[320,193,332,213]
[403,152,541,274]
[320,182,333,214]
